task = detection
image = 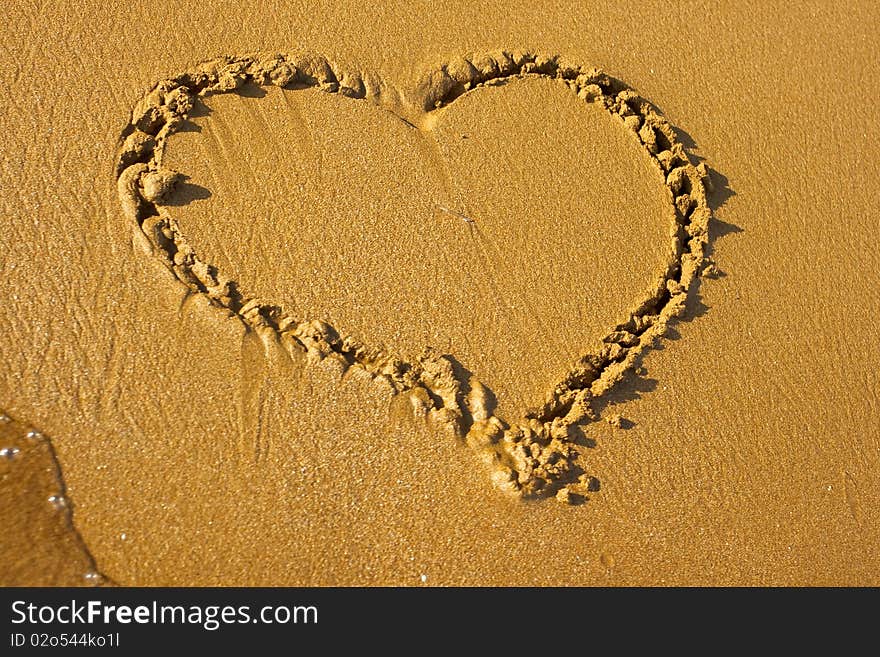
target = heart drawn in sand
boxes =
[116,51,713,504]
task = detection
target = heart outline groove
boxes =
[116,51,714,504]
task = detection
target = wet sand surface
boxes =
[1,1,878,585]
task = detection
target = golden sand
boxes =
[1,2,878,585]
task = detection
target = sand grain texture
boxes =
[1,1,878,585]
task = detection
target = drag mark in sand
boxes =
[843,471,863,527]
[115,51,716,502]
[435,204,474,224]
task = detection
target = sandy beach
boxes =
[1,1,878,585]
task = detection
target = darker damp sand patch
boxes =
[0,411,111,586]
[116,51,715,502]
